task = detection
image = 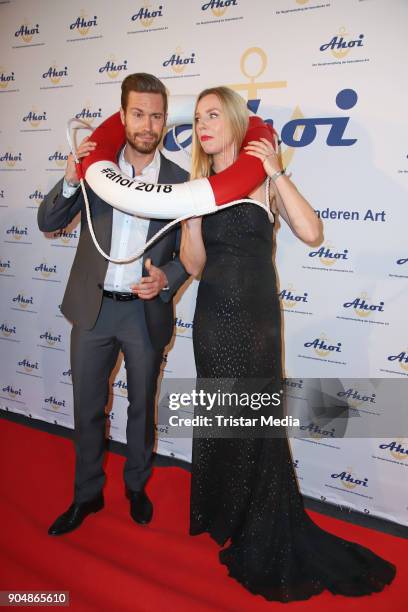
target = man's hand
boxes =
[130,258,169,300]
[65,136,97,185]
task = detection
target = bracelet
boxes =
[271,168,286,183]
[66,179,79,188]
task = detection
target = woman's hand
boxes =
[244,136,282,177]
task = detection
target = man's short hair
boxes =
[121,73,168,115]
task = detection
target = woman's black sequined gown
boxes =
[190,203,396,602]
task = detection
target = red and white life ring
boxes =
[78,100,276,220]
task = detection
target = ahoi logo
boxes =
[0,259,11,273]
[34,262,57,278]
[39,331,62,346]
[304,334,342,357]
[163,47,196,74]
[397,257,408,265]
[48,149,68,167]
[14,22,40,43]
[18,357,40,373]
[44,395,66,410]
[337,387,376,408]
[0,66,15,89]
[132,3,163,27]
[62,368,72,378]
[42,64,68,85]
[29,188,44,204]
[379,439,408,461]
[99,57,128,79]
[320,27,364,59]
[6,225,28,241]
[70,10,98,36]
[343,293,384,318]
[281,89,358,148]
[0,151,22,167]
[387,350,408,372]
[331,468,368,490]
[308,242,348,267]
[22,108,47,128]
[12,293,34,309]
[2,384,22,399]
[0,189,4,198]
[202,0,237,17]
[75,104,102,124]
[0,323,16,338]
[174,316,193,334]
[112,379,128,396]
[299,421,335,439]
[279,285,308,309]
[53,228,78,245]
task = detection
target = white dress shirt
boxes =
[63,146,161,291]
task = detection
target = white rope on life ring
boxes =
[66,95,275,264]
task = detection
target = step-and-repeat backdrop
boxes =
[0,0,407,526]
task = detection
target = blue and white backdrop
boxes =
[0,0,407,526]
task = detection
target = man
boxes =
[38,73,189,535]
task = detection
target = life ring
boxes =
[78,100,276,220]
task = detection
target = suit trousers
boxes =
[71,296,163,503]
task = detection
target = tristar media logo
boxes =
[342,294,385,318]
[331,468,368,490]
[33,262,58,279]
[320,28,365,60]
[112,379,128,397]
[163,47,196,74]
[0,323,17,338]
[131,4,164,27]
[48,149,68,168]
[201,0,238,17]
[39,331,62,347]
[12,293,34,310]
[17,358,40,374]
[22,108,47,129]
[98,57,128,80]
[75,104,102,124]
[174,316,193,335]
[0,66,15,90]
[69,11,98,36]
[378,440,408,461]
[0,151,23,168]
[14,22,40,44]
[5,225,28,241]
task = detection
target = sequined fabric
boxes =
[190,203,396,602]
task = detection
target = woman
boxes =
[180,86,396,602]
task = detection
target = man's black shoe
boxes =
[48,494,104,536]
[127,489,153,525]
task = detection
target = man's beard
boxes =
[125,130,162,154]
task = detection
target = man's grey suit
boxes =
[38,152,189,502]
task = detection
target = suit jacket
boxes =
[38,152,189,349]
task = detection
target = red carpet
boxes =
[0,419,405,611]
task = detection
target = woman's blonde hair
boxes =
[190,86,249,180]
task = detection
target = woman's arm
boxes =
[245,137,323,246]
[180,217,206,277]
